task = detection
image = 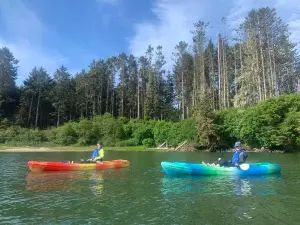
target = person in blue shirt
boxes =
[230,141,248,166]
[203,141,248,167]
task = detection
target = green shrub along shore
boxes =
[1,93,300,153]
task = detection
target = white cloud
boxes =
[0,0,68,85]
[128,0,213,72]
[95,0,122,25]
[227,0,276,27]
[128,0,300,72]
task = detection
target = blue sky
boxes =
[0,0,299,86]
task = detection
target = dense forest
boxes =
[1,7,300,151]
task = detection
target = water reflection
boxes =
[26,171,104,194]
[161,174,281,197]
[233,178,251,196]
[89,172,104,196]
[26,169,129,195]
[25,171,85,191]
[232,175,281,196]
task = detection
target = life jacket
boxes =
[231,149,247,164]
[239,149,248,163]
[231,150,240,164]
[91,149,99,160]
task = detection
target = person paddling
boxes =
[203,141,248,167]
[90,142,104,163]
[231,141,248,166]
[81,142,104,164]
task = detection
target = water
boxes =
[0,151,300,225]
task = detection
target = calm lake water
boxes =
[0,151,300,225]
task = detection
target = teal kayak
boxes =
[161,161,281,176]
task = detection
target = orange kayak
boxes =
[28,160,130,172]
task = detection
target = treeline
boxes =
[1,93,300,152]
[1,7,299,127]
[1,7,300,151]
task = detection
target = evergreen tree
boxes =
[51,65,72,126]
[19,67,54,128]
[0,47,19,119]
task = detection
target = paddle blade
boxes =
[239,164,250,170]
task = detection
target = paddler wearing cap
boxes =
[203,141,248,167]
[231,141,248,166]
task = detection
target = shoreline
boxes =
[0,146,157,152]
[0,146,285,153]
[0,147,87,152]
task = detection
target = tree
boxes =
[51,65,72,126]
[172,41,194,119]
[0,47,19,119]
[193,92,218,150]
[191,20,209,97]
[144,45,155,119]
[19,67,54,128]
[154,45,166,119]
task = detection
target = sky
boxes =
[0,0,300,86]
